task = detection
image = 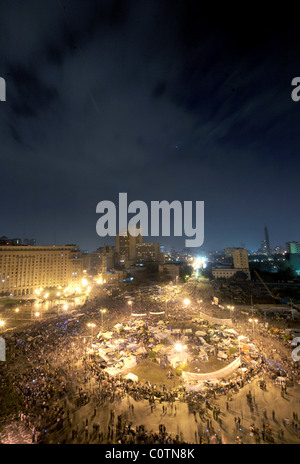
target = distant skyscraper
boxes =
[260,240,267,254]
[264,226,271,255]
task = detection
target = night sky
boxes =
[1,1,300,252]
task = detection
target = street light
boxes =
[184,298,190,309]
[227,305,234,318]
[249,318,258,333]
[128,300,133,316]
[100,308,107,326]
[175,343,187,365]
[87,322,96,345]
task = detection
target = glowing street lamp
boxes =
[175,343,187,365]
[184,298,190,309]
[128,300,133,315]
[249,318,258,333]
[87,322,96,345]
[227,305,234,318]
[0,320,5,329]
[175,343,183,352]
[100,308,107,326]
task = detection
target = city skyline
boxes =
[1,2,300,252]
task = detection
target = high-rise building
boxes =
[115,226,142,266]
[136,242,165,264]
[260,240,268,254]
[233,248,249,269]
[0,245,83,297]
[264,226,271,255]
[212,248,250,279]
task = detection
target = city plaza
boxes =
[0,282,299,444]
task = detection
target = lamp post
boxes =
[87,323,96,345]
[249,318,258,333]
[227,305,234,319]
[100,308,107,326]
[128,300,133,316]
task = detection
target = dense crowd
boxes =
[0,287,299,444]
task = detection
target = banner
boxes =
[182,357,241,381]
[199,311,233,327]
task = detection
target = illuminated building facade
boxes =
[0,245,83,296]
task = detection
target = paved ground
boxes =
[37,371,300,444]
[0,422,32,444]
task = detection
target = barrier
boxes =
[182,356,241,381]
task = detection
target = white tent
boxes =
[195,331,206,337]
[114,323,123,331]
[224,328,238,336]
[136,346,147,354]
[183,329,193,334]
[124,373,138,382]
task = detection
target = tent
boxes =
[136,346,147,354]
[98,331,113,339]
[224,328,238,336]
[114,323,123,331]
[217,352,228,359]
[183,329,193,334]
[124,373,138,382]
[195,331,206,337]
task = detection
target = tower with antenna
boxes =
[264,226,271,255]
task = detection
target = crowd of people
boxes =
[0,285,299,444]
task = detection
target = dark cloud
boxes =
[0,1,300,251]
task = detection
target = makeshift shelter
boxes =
[124,373,138,382]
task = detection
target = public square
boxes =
[0,281,299,444]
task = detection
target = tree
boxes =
[179,264,193,282]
